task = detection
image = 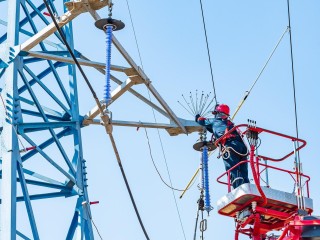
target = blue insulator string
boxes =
[104,24,113,104]
[202,146,211,213]
[201,155,205,191]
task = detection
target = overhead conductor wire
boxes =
[43,1,150,239]
[286,0,300,150]
[199,0,218,105]
[125,0,187,239]
[286,0,304,209]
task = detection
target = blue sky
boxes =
[1,1,320,239]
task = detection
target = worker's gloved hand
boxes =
[195,114,200,122]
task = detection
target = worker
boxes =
[195,104,249,189]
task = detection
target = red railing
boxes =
[214,124,310,197]
[216,160,311,196]
[214,124,307,162]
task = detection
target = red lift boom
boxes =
[215,124,320,240]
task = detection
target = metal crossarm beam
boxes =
[87,11,187,134]
[146,82,188,133]
[20,0,110,51]
[88,119,174,128]
[25,51,128,72]
[80,55,170,120]
[84,77,144,121]
[0,0,197,237]
[0,2,48,43]
[87,119,202,135]
[112,35,187,132]
[20,10,80,51]
[111,77,143,102]
[16,191,75,202]
[81,71,176,125]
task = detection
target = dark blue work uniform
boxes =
[197,117,249,189]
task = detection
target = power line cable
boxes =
[286,0,304,210]
[286,0,300,144]
[199,0,218,105]
[43,1,151,239]
[125,0,144,70]
[124,1,187,239]
[144,127,196,192]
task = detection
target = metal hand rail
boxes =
[216,160,311,196]
[214,124,307,162]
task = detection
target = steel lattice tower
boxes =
[0,0,199,239]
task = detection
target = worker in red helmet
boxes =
[195,104,249,189]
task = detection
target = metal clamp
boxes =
[200,219,207,232]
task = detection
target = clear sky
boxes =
[1,1,320,239]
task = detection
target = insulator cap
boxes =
[95,17,125,31]
[193,141,216,152]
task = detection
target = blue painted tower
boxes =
[0,0,195,239]
[0,1,104,238]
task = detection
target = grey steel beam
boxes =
[113,36,187,133]
[109,76,144,102]
[80,54,169,120]
[20,0,109,52]
[146,83,188,133]
[25,51,128,72]
[20,11,80,51]
[86,119,202,136]
[87,10,187,134]
[84,77,143,121]
[86,119,173,129]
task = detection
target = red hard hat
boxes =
[213,104,230,116]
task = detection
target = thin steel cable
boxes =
[193,208,200,240]
[83,204,104,240]
[109,133,151,240]
[125,0,144,70]
[144,127,196,191]
[286,0,300,151]
[151,119,187,240]
[199,0,218,105]
[43,1,151,238]
[42,0,101,105]
[124,1,187,238]
[83,202,104,240]
[286,0,304,208]
[91,219,103,240]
